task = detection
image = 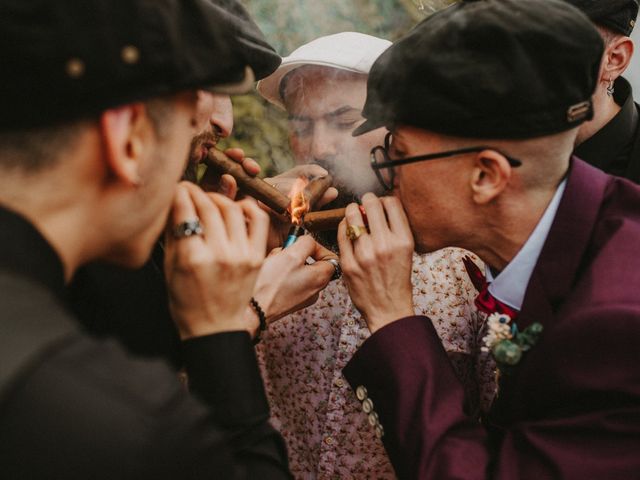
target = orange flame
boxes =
[288,176,309,225]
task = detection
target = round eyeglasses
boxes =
[370,132,522,191]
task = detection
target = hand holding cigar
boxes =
[199,147,261,199]
[204,148,291,214]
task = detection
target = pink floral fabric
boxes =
[256,248,496,479]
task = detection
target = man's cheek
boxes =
[290,137,312,164]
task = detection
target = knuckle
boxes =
[362,192,377,204]
[345,202,360,214]
[284,249,300,264]
[374,245,393,262]
[176,251,206,272]
[380,196,394,210]
[340,259,356,276]
[249,256,264,270]
[396,237,414,251]
[359,251,377,269]
[254,206,269,222]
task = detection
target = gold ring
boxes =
[346,224,368,241]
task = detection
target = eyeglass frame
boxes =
[370,132,523,191]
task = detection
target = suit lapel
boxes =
[490,159,610,422]
[517,158,609,330]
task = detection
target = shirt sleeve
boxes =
[0,332,290,479]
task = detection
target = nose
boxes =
[209,94,233,139]
[311,123,337,162]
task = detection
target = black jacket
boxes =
[0,207,291,479]
[574,76,640,183]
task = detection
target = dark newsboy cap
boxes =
[562,0,639,36]
[206,0,281,80]
[354,0,604,139]
[0,0,280,130]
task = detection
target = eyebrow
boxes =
[325,106,360,119]
[289,106,360,122]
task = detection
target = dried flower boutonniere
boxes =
[482,313,543,374]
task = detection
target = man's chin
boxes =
[99,234,161,270]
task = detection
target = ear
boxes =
[99,103,149,187]
[469,150,512,205]
[602,36,634,82]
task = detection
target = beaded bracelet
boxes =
[250,297,267,345]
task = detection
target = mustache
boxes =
[189,130,221,156]
[183,130,222,182]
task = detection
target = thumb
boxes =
[284,234,317,262]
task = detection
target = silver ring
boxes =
[172,219,203,239]
[326,258,342,281]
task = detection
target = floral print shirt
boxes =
[256,248,496,479]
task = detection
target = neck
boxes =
[0,172,98,283]
[467,187,558,272]
[575,88,621,146]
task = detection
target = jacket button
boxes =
[356,385,368,401]
[368,412,379,427]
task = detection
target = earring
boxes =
[606,78,615,97]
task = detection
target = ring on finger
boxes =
[173,218,204,239]
[325,258,342,281]
[346,224,368,241]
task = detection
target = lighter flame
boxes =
[288,176,309,225]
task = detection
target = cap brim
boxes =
[257,61,368,110]
[207,66,256,95]
[352,118,385,136]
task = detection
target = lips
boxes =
[198,142,215,163]
[188,131,219,167]
[184,133,218,183]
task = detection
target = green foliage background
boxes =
[219,0,456,176]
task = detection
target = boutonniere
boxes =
[481,313,543,373]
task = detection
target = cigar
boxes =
[302,174,334,211]
[302,205,368,232]
[204,148,291,215]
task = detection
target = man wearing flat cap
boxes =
[0,0,336,477]
[334,0,640,478]
[67,0,289,368]
[564,0,640,182]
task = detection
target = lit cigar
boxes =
[282,175,333,248]
[303,205,368,232]
[302,174,334,211]
[204,148,291,215]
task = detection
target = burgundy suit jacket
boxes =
[343,159,640,479]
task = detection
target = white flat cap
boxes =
[257,31,391,109]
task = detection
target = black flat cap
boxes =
[205,0,281,80]
[354,0,604,139]
[0,0,280,130]
[562,0,638,36]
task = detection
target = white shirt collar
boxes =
[486,180,567,311]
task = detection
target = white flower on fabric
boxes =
[481,313,513,352]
